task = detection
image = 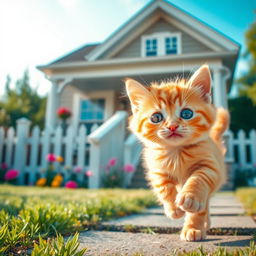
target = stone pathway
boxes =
[78,194,256,255]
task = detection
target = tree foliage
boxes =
[229,96,256,133]
[229,21,256,132]
[238,21,256,103]
[0,71,46,128]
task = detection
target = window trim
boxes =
[79,98,105,123]
[72,90,115,131]
[141,32,181,57]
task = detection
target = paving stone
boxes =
[77,194,256,254]
[104,214,255,229]
[78,231,254,256]
[142,206,245,216]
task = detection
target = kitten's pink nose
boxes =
[169,124,179,132]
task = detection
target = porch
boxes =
[42,58,232,132]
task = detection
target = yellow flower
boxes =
[36,178,46,186]
[56,156,64,162]
[54,174,63,182]
[51,180,61,187]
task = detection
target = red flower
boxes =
[5,169,19,180]
[57,107,72,120]
[65,180,78,189]
[123,164,135,173]
[46,153,56,162]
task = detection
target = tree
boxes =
[229,21,256,133]
[237,21,256,103]
[229,96,256,133]
[0,71,46,128]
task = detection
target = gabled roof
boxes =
[86,0,239,61]
[51,43,99,64]
[40,0,239,68]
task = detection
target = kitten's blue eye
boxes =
[180,108,193,120]
[150,112,163,123]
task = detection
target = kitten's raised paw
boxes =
[176,192,205,213]
[180,227,206,241]
[164,205,184,219]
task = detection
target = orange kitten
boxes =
[125,65,229,241]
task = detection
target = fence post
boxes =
[14,118,31,184]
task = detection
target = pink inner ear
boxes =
[188,65,212,95]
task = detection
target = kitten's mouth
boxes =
[167,132,183,139]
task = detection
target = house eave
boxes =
[37,50,238,72]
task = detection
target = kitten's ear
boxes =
[188,65,212,103]
[125,79,151,114]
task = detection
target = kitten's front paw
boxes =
[164,204,184,219]
[180,227,206,241]
[176,192,205,213]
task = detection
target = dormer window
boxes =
[165,37,177,54]
[145,38,158,56]
[142,32,181,57]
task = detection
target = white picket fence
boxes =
[0,118,99,186]
[0,115,255,188]
[226,129,256,169]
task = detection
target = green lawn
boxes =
[236,187,256,215]
[0,185,156,255]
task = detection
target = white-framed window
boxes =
[73,90,115,133]
[141,32,181,57]
[145,38,158,56]
[80,98,105,123]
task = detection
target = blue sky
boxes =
[0,0,255,96]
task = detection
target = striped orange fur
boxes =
[125,65,230,241]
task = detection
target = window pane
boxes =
[145,38,157,57]
[165,36,178,55]
[80,99,105,121]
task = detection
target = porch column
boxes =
[45,81,58,131]
[212,66,230,108]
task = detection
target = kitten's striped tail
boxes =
[210,107,230,154]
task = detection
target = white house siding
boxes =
[111,18,212,59]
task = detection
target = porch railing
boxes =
[88,111,127,188]
[123,133,142,187]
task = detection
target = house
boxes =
[37,0,240,188]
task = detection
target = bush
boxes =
[234,168,256,188]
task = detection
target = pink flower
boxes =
[1,163,8,170]
[85,170,93,177]
[74,166,82,173]
[123,164,135,173]
[108,157,117,167]
[4,169,19,181]
[46,154,56,162]
[65,180,78,189]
